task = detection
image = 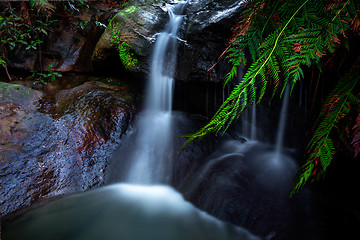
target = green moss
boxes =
[118,42,139,71]
[108,17,139,72]
[123,5,138,15]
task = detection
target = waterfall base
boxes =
[2,184,260,240]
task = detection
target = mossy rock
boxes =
[92,0,171,74]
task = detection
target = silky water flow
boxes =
[124,2,186,184]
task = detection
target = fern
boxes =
[184,0,360,192]
[183,0,310,146]
[352,114,360,157]
[292,60,360,194]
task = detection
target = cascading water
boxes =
[126,2,187,184]
[251,97,257,141]
[274,84,290,162]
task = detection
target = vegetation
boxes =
[0,0,129,82]
[108,14,139,72]
[31,64,62,84]
[118,42,139,71]
[184,0,360,193]
[109,18,140,72]
[0,1,54,81]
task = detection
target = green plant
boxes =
[0,1,56,81]
[118,42,139,71]
[109,19,139,71]
[183,0,360,192]
[76,19,88,30]
[292,58,360,194]
[31,64,62,84]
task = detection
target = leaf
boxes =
[40,28,47,35]
[292,59,360,194]
[0,59,6,68]
[352,113,360,157]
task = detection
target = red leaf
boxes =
[351,114,360,157]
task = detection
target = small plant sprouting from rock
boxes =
[118,42,139,71]
[109,20,139,71]
[31,64,62,84]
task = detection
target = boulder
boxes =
[92,0,172,74]
[0,80,135,217]
[178,0,245,82]
[179,140,314,240]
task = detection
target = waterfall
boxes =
[251,97,257,141]
[126,1,188,184]
[241,109,249,139]
[240,99,257,141]
[274,84,290,160]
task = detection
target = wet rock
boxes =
[179,141,315,240]
[0,80,135,217]
[93,0,245,82]
[0,84,43,140]
[178,0,245,82]
[92,0,172,74]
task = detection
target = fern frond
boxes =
[352,113,360,157]
[183,0,311,147]
[292,60,360,194]
[185,0,360,196]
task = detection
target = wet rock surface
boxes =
[0,80,136,217]
[177,140,315,240]
[177,0,245,82]
[93,0,245,82]
[5,0,245,82]
[92,0,172,74]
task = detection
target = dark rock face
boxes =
[8,4,116,73]
[0,81,135,217]
[178,140,315,240]
[93,0,245,82]
[92,0,171,74]
[177,0,245,82]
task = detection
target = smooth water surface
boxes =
[3,184,260,240]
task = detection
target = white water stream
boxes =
[126,2,188,184]
[274,84,290,162]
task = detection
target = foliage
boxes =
[0,2,55,80]
[109,19,140,71]
[118,42,139,71]
[102,0,129,9]
[292,59,360,194]
[184,0,360,191]
[352,113,360,157]
[0,0,128,81]
[31,64,62,84]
